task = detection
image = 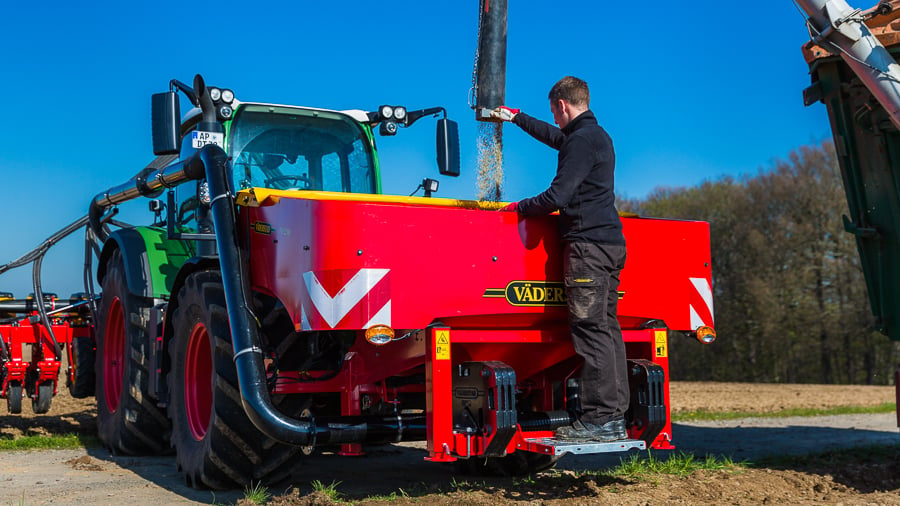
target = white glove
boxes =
[490,106,520,122]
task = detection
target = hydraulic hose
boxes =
[32,252,62,361]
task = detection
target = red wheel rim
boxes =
[185,322,213,440]
[103,297,124,413]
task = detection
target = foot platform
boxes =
[520,437,646,456]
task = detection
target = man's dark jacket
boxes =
[514,109,625,245]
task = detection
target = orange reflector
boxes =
[695,326,716,344]
[365,325,395,345]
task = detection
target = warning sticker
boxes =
[435,330,450,360]
[654,330,668,358]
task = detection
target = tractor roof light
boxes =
[221,89,234,103]
[379,105,394,120]
[695,326,716,344]
[365,325,395,345]
[380,121,398,136]
[393,106,407,122]
[208,87,222,101]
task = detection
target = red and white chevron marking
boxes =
[299,268,391,330]
[689,277,714,330]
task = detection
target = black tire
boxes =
[67,335,96,398]
[95,248,170,454]
[6,381,22,414]
[168,270,306,489]
[32,380,53,414]
[455,452,560,477]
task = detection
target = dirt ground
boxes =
[1,381,898,505]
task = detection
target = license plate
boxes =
[191,131,224,149]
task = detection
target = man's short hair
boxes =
[548,76,590,107]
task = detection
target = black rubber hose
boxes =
[200,144,318,445]
[517,411,575,432]
[0,326,9,362]
[32,251,62,361]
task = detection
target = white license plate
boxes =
[191,131,224,149]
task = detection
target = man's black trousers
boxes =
[563,241,628,426]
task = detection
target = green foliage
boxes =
[608,451,739,480]
[310,479,342,501]
[621,141,900,384]
[0,434,98,451]
[242,481,270,505]
[673,402,897,421]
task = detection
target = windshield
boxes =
[229,105,376,193]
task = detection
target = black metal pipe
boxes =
[89,153,201,242]
[474,0,508,121]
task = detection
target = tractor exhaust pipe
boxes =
[474,0,508,122]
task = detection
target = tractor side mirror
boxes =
[152,91,181,156]
[436,118,460,177]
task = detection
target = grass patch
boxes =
[310,479,343,502]
[0,433,98,451]
[607,451,741,480]
[242,481,271,505]
[672,402,896,422]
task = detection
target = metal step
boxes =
[520,437,646,456]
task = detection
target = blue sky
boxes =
[0,1,830,296]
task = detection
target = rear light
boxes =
[365,325,395,345]
[695,326,716,344]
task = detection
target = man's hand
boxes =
[500,202,518,212]
[490,106,520,122]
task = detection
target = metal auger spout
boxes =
[474,0,508,122]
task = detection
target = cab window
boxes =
[229,105,375,194]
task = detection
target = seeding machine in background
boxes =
[0,292,93,414]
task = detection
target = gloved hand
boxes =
[490,106,520,122]
[500,202,518,212]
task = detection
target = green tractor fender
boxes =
[97,227,193,299]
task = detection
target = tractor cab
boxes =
[228,104,378,194]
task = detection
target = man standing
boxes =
[491,76,628,442]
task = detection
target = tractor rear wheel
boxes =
[456,452,560,476]
[95,248,170,454]
[168,270,306,489]
[6,381,22,414]
[67,335,95,398]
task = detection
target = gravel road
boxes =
[1,412,897,505]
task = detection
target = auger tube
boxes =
[474,0,508,121]
[798,0,900,131]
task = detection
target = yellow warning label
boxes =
[435,330,450,360]
[655,330,668,358]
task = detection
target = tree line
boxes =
[619,141,900,385]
